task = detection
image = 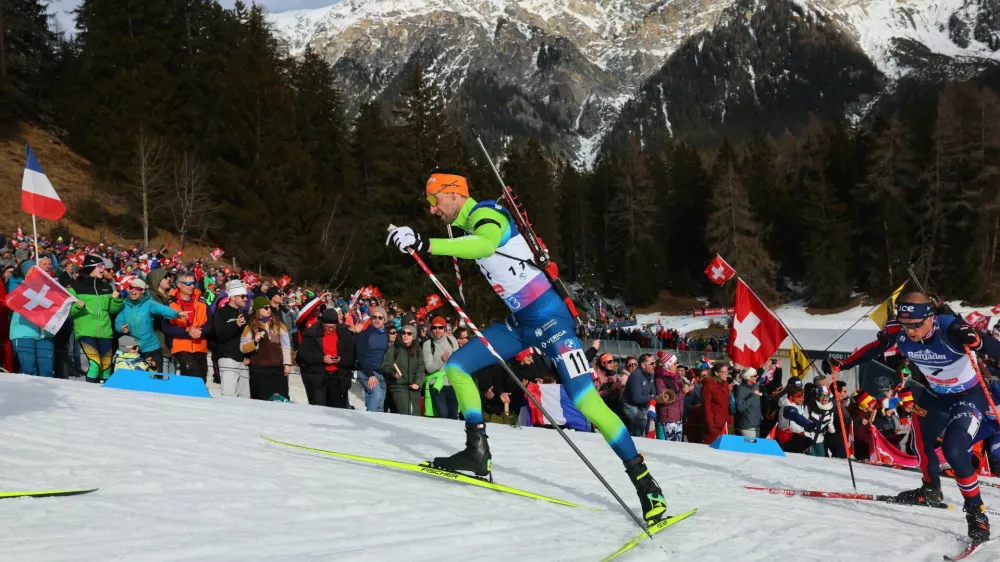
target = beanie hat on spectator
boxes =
[431,316,447,327]
[372,306,387,318]
[118,335,138,348]
[130,278,148,290]
[402,324,418,336]
[82,253,110,273]
[266,286,281,300]
[787,386,804,396]
[321,309,339,324]
[898,389,914,404]
[853,390,876,409]
[786,377,804,391]
[738,367,758,382]
[656,351,677,369]
[228,280,247,298]
[252,296,270,313]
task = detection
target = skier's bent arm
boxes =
[429,207,506,260]
[946,321,1000,360]
[840,323,899,370]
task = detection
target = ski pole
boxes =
[388,225,652,537]
[446,224,466,307]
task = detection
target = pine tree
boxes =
[799,121,852,307]
[557,161,592,281]
[392,60,447,188]
[858,115,919,292]
[663,141,710,293]
[501,139,560,264]
[705,139,777,303]
[0,0,57,121]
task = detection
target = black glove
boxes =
[953,324,982,349]
[822,359,844,375]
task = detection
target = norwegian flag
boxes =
[645,399,658,439]
[704,254,736,286]
[426,294,443,311]
[966,311,991,332]
[210,247,225,261]
[278,275,292,290]
[5,267,75,334]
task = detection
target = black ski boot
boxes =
[895,480,944,506]
[624,454,666,523]
[430,423,492,478]
[966,502,991,544]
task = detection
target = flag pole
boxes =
[736,277,857,490]
[31,214,40,260]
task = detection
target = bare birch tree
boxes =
[128,126,167,247]
[168,151,212,249]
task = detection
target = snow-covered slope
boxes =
[0,375,989,560]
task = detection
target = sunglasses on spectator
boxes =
[388,330,397,335]
[180,281,195,286]
[402,331,415,336]
[627,362,638,368]
[432,326,446,330]
[372,315,384,320]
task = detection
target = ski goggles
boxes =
[896,301,934,323]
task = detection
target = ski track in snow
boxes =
[0,375,989,560]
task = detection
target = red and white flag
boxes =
[210,247,225,261]
[727,279,788,368]
[966,311,991,332]
[21,145,66,221]
[991,304,1000,316]
[278,275,292,289]
[5,266,75,334]
[646,399,658,439]
[426,294,443,311]
[704,254,736,286]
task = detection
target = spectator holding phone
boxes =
[297,308,356,408]
[213,280,250,397]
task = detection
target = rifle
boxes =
[470,127,580,320]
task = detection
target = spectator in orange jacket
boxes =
[701,362,732,444]
[162,271,210,381]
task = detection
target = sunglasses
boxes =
[900,320,926,331]
[372,315,384,320]
[402,331,415,336]
[388,331,397,335]
[626,362,638,368]
[259,305,271,311]
[180,281,195,286]
[427,185,449,207]
[432,326,446,330]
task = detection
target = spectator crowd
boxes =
[4,228,996,475]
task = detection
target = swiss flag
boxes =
[966,311,991,332]
[426,294,443,311]
[243,272,259,287]
[278,275,292,289]
[704,254,736,286]
[5,266,75,334]
[727,279,788,368]
[992,304,1000,316]
[361,286,374,299]
[210,247,225,261]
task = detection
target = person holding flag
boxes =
[386,168,668,524]
[68,254,123,383]
[825,291,1000,544]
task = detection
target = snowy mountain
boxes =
[266,0,1000,166]
[0,374,988,560]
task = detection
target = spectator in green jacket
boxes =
[383,324,425,416]
[68,254,123,383]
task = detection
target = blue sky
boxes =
[48,0,340,33]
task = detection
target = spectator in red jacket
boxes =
[701,362,732,444]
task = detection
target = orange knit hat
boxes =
[426,171,469,203]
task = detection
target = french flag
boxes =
[518,383,589,431]
[646,399,657,438]
[22,145,66,221]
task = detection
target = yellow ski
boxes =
[262,435,601,511]
[0,488,98,499]
[601,508,698,561]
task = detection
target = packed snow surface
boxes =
[0,375,991,560]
